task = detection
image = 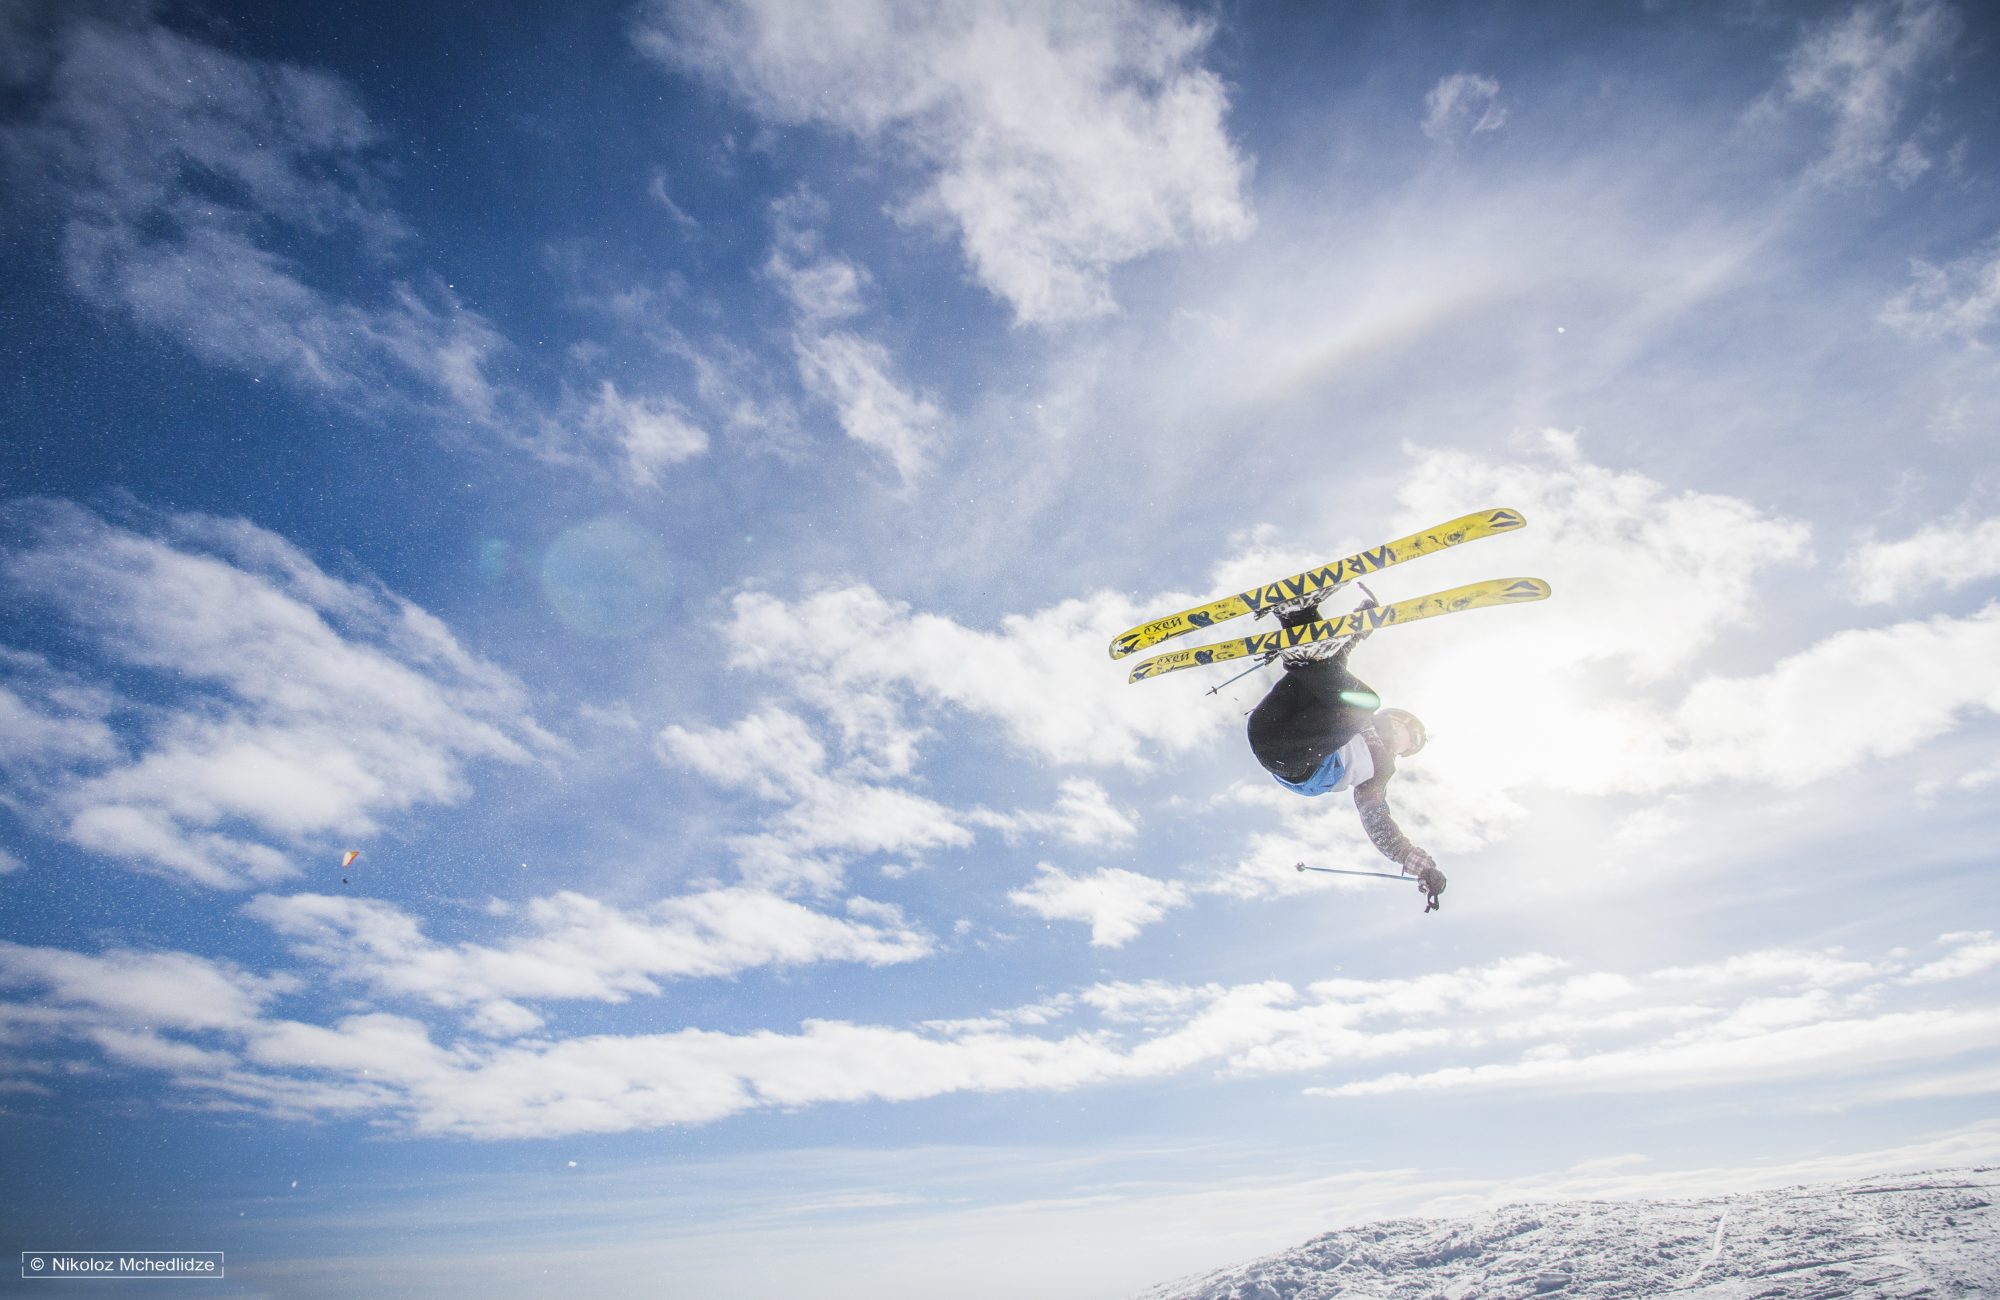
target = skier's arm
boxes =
[1352,729,1425,870]
[1356,780,1443,914]
[1352,779,1416,866]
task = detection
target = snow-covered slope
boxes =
[1141,1168,1998,1299]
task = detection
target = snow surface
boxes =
[1140,1168,1999,1299]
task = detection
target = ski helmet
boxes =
[1376,707,1427,755]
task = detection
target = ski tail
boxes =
[1107,507,1526,659]
[1127,576,1550,683]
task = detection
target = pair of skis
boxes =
[1109,508,1550,683]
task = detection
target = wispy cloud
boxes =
[1007,863,1187,947]
[765,199,943,486]
[1372,445,1999,798]
[3,8,727,492]
[1421,73,1507,142]
[1605,603,2000,792]
[723,584,1233,771]
[4,15,510,424]
[580,380,711,489]
[635,0,1253,325]
[1881,235,2000,346]
[662,699,1142,899]
[973,777,1139,848]
[4,931,1995,1138]
[243,887,934,1036]
[1903,931,2000,983]
[0,500,555,888]
[1774,0,1960,186]
[659,706,971,893]
[1846,514,2000,602]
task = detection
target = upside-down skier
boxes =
[1109,508,1547,915]
[1246,595,1446,913]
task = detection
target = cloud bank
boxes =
[0,500,554,887]
[635,0,1254,324]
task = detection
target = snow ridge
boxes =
[1139,1167,1998,1299]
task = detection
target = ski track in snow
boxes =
[1138,1167,2000,1299]
[1673,1207,1728,1289]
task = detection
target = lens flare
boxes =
[539,518,674,638]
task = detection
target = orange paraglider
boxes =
[340,849,359,883]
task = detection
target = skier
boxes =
[1246,596,1447,912]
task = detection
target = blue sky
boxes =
[3,0,2000,1295]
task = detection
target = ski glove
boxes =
[1401,848,1444,913]
[1415,865,1446,913]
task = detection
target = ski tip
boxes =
[1110,618,1183,660]
[1500,577,1552,600]
[1485,507,1527,530]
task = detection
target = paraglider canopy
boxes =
[340,849,359,883]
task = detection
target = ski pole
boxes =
[1207,652,1279,695]
[1295,862,1409,881]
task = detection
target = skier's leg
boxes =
[1284,655,1380,717]
[1247,672,1339,783]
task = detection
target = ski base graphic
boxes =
[1109,508,1526,660]
[1127,577,1551,683]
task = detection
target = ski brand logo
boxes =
[1107,507,1531,660]
[1245,546,1394,610]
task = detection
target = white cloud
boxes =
[0,501,554,888]
[1421,73,1507,142]
[0,648,120,780]
[1776,0,1960,185]
[1846,514,2000,602]
[970,777,1139,848]
[0,941,295,1034]
[1008,863,1187,947]
[1881,237,2000,345]
[1317,1009,1998,1099]
[764,210,943,486]
[766,222,869,325]
[635,0,1253,325]
[242,887,935,1035]
[663,709,1137,894]
[1049,777,1139,845]
[4,934,1997,1138]
[659,707,826,800]
[708,441,1988,901]
[723,585,1234,771]
[1394,444,1814,683]
[1359,449,1993,799]
[792,331,943,488]
[1917,757,2000,801]
[583,380,710,489]
[1905,931,2000,983]
[728,777,974,894]
[1315,446,1994,815]
[1198,443,1809,848]
[6,14,511,426]
[659,706,970,892]
[1631,603,2000,791]
[646,170,701,231]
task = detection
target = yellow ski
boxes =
[1127,577,1551,683]
[1108,508,1527,659]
